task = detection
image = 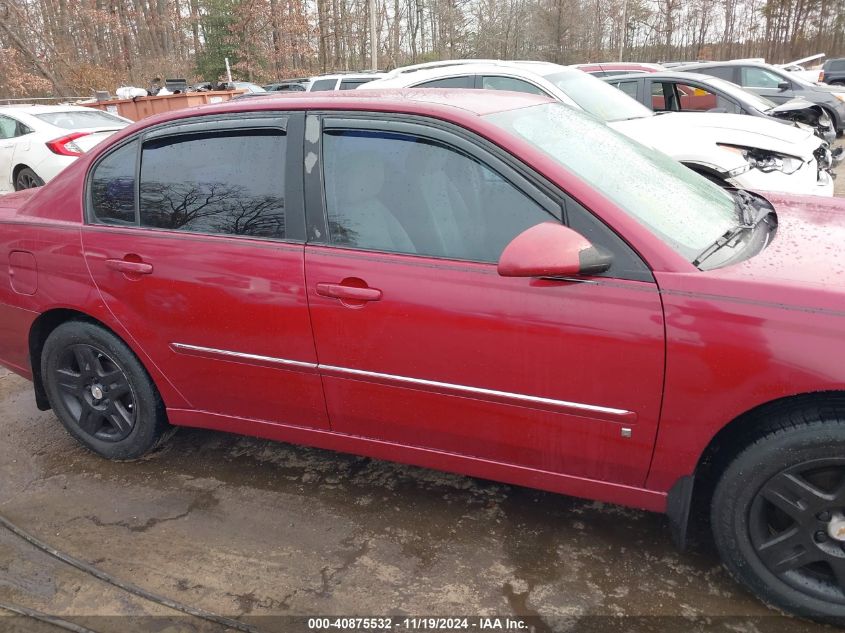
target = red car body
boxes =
[1,91,844,541]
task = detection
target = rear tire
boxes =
[14,167,44,191]
[41,321,171,460]
[711,415,845,625]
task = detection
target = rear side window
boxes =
[416,76,474,89]
[481,76,548,96]
[35,110,126,129]
[698,66,735,81]
[138,130,287,239]
[829,60,845,71]
[310,78,338,91]
[340,79,376,90]
[90,140,138,225]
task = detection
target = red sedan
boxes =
[1,90,844,623]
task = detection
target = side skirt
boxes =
[168,408,668,513]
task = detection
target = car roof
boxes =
[373,60,571,85]
[134,89,554,128]
[0,104,96,115]
[605,71,728,82]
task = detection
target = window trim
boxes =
[304,111,653,281]
[84,112,306,243]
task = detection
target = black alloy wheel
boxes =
[42,321,172,459]
[14,167,44,191]
[712,415,845,624]
[50,343,137,442]
[749,458,845,604]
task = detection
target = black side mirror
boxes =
[778,81,790,91]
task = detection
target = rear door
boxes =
[81,113,329,429]
[0,115,31,191]
[303,114,666,486]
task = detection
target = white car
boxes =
[0,105,131,192]
[361,60,835,197]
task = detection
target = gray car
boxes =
[680,61,845,134]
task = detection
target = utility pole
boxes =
[370,0,378,70]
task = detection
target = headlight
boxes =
[718,144,804,175]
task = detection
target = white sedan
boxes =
[0,105,130,192]
[361,61,835,197]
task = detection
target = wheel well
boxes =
[12,164,29,181]
[679,391,845,547]
[29,309,112,411]
[682,163,729,186]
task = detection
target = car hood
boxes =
[713,193,845,293]
[612,112,819,157]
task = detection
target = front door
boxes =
[81,113,329,429]
[304,115,665,486]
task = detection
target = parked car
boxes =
[571,62,665,77]
[605,71,839,144]
[0,105,131,192]
[680,61,845,133]
[3,90,845,624]
[820,58,845,86]
[301,72,386,91]
[361,60,835,196]
[263,80,308,92]
[777,53,826,84]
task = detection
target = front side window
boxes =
[614,81,639,100]
[321,129,557,262]
[481,76,548,96]
[138,130,286,239]
[90,140,138,224]
[676,83,740,113]
[741,67,787,89]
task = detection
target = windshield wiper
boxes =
[692,190,774,267]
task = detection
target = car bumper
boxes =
[729,160,834,197]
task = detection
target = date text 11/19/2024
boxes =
[307,617,529,630]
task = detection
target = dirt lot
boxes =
[1,147,844,633]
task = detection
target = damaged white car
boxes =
[361,60,835,197]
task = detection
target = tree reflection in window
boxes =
[139,130,286,239]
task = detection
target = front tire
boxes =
[712,415,845,624]
[41,321,171,460]
[14,167,44,191]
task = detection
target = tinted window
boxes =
[322,130,557,262]
[416,76,474,89]
[139,130,286,239]
[0,115,18,139]
[340,79,376,90]
[90,140,138,225]
[481,76,548,96]
[698,66,735,81]
[830,60,845,71]
[614,81,638,99]
[35,110,127,129]
[740,67,786,88]
[310,78,338,91]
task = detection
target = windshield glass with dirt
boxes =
[485,102,739,262]
[541,71,654,122]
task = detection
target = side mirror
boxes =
[497,222,612,278]
[778,81,790,91]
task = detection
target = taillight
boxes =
[819,71,825,83]
[45,132,91,156]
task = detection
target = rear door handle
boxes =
[316,283,382,302]
[105,258,153,275]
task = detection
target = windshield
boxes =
[542,71,654,122]
[35,110,128,129]
[485,103,738,264]
[705,77,777,110]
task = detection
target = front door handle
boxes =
[105,258,153,275]
[316,282,382,302]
